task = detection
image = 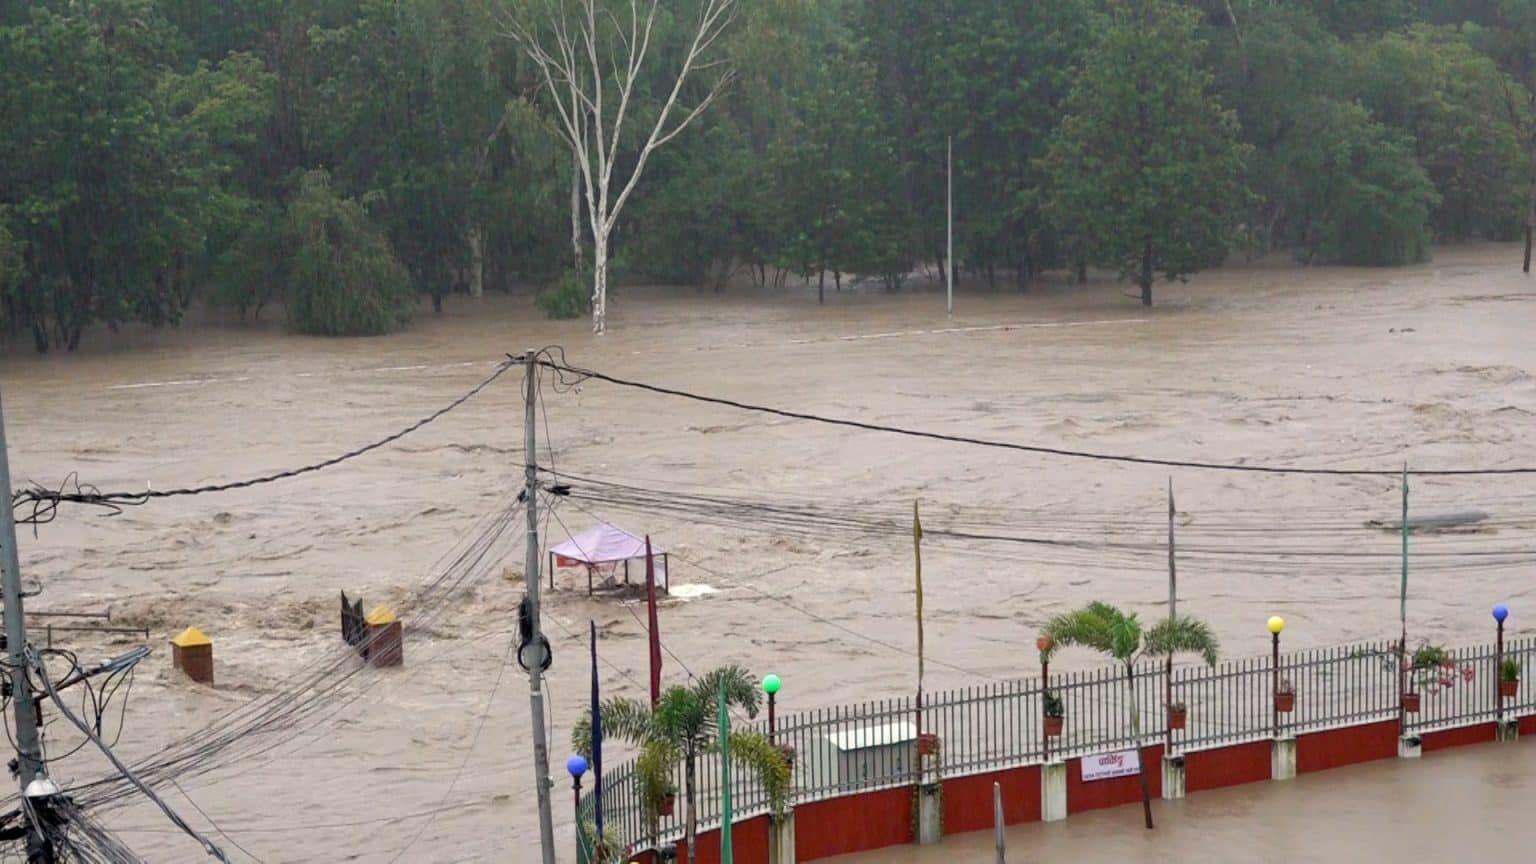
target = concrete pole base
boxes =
[1271,736,1297,781]
[1041,761,1068,822]
[917,782,943,846]
[770,811,796,864]
[1161,754,1186,800]
[1398,736,1422,759]
[1497,719,1520,742]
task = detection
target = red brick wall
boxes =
[675,815,771,864]
[1185,740,1272,792]
[1067,745,1163,814]
[1297,720,1398,773]
[1421,722,1497,753]
[795,787,914,862]
[941,766,1042,833]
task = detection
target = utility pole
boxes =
[522,351,557,864]
[0,387,56,863]
[946,136,954,319]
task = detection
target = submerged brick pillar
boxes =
[171,626,214,685]
[365,607,403,668]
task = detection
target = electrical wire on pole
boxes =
[521,350,557,864]
[0,386,56,863]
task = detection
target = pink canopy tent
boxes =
[547,522,669,596]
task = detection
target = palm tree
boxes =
[573,665,790,857]
[1040,602,1218,830]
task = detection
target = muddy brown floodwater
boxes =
[0,246,1533,862]
[828,741,1536,863]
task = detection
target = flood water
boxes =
[830,741,1536,863]
[1,246,1533,861]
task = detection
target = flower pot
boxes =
[917,733,941,756]
[1274,691,1295,713]
[658,794,676,817]
[1044,715,1064,737]
[1402,692,1421,713]
[1501,678,1520,699]
[1168,706,1187,730]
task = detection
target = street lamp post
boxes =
[567,754,589,863]
[762,674,781,745]
[1494,604,1509,723]
[1268,616,1285,739]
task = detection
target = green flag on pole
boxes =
[1401,464,1409,643]
[914,500,924,692]
[719,678,733,864]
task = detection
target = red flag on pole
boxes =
[646,535,662,708]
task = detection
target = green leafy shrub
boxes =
[536,268,591,320]
[285,170,415,336]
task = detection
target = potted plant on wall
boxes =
[1043,690,1065,737]
[1168,700,1188,730]
[1501,658,1521,699]
[1275,678,1296,713]
[917,732,942,756]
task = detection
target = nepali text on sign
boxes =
[1081,748,1140,782]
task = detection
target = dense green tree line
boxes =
[1,0,1532,348]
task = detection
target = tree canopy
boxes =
[2,0,1532,349]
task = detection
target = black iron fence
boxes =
[579,636,1536,856]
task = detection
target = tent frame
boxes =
[548,550,670,597]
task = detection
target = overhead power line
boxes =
[533,352,1536,477]
[12,358,517,525]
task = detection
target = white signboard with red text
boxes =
[1081,748,1140,781]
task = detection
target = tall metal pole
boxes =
[0,388,55,862]
[523,351,557,864]
[1165,478,1176,753]
[946,136,954,319]
[1399,465,1409,737]
[992,781,1005,864]
[1271,631,1280,740]
[1496,616,1506,724]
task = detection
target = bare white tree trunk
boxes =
[505,0,740,335]
[571,152,584,270]
[591,232,608,334]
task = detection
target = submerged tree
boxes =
[283,170,415,336]
[505,0,741,334]
[1041,602,1219,830]
[573,665,789,856]
[1044,0,1247,306]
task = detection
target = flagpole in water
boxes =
[914,500,925,781]
[719,679,733,864]
[1399,464,1410,734]
[646,535,661,709]
[1166,478,1176,754]
[591,622,604,844]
